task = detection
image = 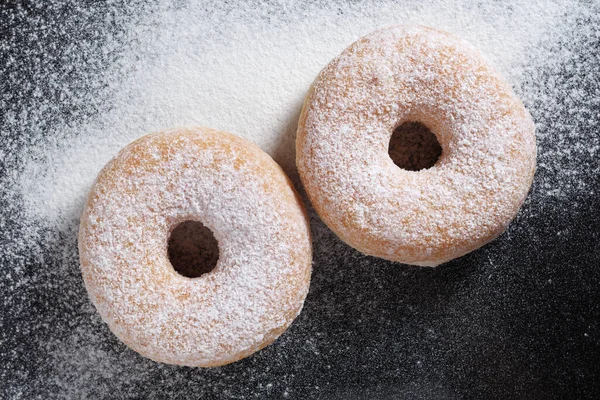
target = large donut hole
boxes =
[168,220,219,278]
[388,122,442,171]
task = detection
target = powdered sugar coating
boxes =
[297,25,536,266]
[78,127,312,367]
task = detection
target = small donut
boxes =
[78,127,312,367]
[296,25,536,266]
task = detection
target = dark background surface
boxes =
[1,1,599,399]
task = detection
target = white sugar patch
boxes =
[17,0,572,225]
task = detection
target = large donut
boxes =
[296,25,536,266]
[78,127,312,367]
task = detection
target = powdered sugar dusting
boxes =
[297,25,536,265]
[79,128,312,366]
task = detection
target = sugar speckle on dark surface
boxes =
[1,1,599,399]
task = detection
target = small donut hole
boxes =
[388,122,442,171]
[168,220,219,278]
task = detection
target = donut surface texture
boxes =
[296,25,536,266]
[79,127,312,367]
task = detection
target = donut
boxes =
[78,127,312,367]
[296,25,536,266]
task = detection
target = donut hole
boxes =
[388,122,442,171]
[168,220,219,278]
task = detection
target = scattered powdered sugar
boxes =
[2,0,599,398]
[14,0,571,225]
